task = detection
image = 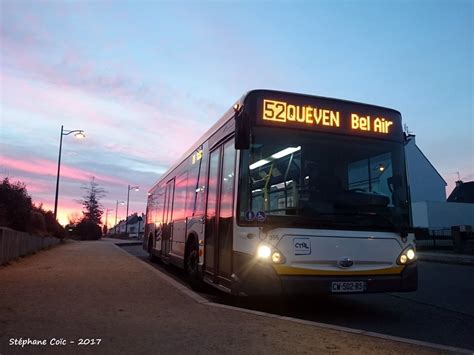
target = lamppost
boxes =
[104,208,111,231]
[115,200,125,226]
[125,185,139,236]
[54,125,85,219]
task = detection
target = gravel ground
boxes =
[0,239,447,354]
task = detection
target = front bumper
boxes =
[280,263,418,295]
[236,262,418,296]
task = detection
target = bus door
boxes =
[162,179,174,257]
[205,138,236,287]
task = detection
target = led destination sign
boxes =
[262,99,395,135]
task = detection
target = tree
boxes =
[79,177,106,225]
[75,177,106,240]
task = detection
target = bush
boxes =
[74,219,102,240]
[0,177,65,238]
[0,177,33,232]
[40,208,65,239]
[30,210,46,235]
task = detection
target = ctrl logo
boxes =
[294,238,311,255]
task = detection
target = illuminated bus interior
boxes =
[239,127,410,231]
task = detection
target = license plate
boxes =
[331,281,365,293]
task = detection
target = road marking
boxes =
[114,243,474,354]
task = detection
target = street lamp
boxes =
[104,208,111,228]
[125,185,139,236]
[54,125,85,219]
[115,200,125,226]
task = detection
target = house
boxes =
[405,134,447,202]
[447,181,474,203]
[126,213,145,239]
[405,135,473,230]
[110,213,145,239]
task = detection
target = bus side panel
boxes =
[171,219,186,256]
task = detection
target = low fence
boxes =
[0,227,61,265]
[416,229,453,250]
[416,226,474,254]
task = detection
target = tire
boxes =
[148,237,158,262]
[186,239,202,291]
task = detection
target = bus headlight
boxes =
[256,245,285,264]
[257,245,271,259]
[271,251,282,263]
[398,246,416,265]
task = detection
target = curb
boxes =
[114,243,473,354]
[113,241,143,247]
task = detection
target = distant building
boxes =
[126,213,145,239]
[405,135,473,230]
[447,181,474,203]
[110,213,144,239]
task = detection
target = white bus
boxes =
[144,90,417,295]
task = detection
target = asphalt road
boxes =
[121,244,474,351]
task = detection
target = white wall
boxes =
[405,138,447,202]
[412,201,474,229]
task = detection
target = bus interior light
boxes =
[271,146,301,159]
[250,159,270,170]
[271,180,293,189]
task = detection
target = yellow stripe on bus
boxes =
[273,265,404,276]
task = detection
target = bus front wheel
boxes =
[186,239,202,290]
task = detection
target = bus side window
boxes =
[186,163,199,217]
[154,187,166,226]
[173,172,188,220]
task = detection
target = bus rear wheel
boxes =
[186,240,202,290]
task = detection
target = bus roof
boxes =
[148,89,402,193]
[247,89,402,116]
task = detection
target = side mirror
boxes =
[235,109,250,150]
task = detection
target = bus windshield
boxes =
[239,128,410,231]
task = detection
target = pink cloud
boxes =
[13,177,51,194]
[0,156,126,185]
[1,73,119,128]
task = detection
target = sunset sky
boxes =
[1,0,472,226]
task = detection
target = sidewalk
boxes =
[0,240,448,354]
